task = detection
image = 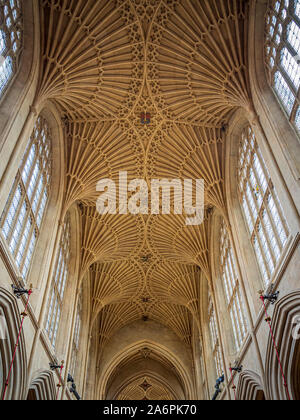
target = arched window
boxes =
[199,341,206,396]
[208,295,223,378]
[238,126,290,288]
[70,291,82,378]
[265,0,300,132]
[220,221,247,351]
[0,116,52,278]
[45,216,71,347]
[0,0,23,98]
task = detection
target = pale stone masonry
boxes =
[0,0,299,401]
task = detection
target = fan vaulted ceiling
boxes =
[38,0,251,398]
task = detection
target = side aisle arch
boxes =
[0,287,27,400]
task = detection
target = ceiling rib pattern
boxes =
[107,346,185,390]
[64,121,143,210]
[40,0,143,120]
[39,1,251,397]
[147,211,213,279]
[147,0,250,125]
[146,125,225,208]
[117,376,175,400]
[96,302,144,350]
[79,205,145,276]
[89,260,144,324]
[148,262,201,321]
[150,303,193,346]
[95,300,193,350]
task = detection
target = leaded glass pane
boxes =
[238,126,290,287]
[0,0,23,97]
[45,216,71,347]
[0,116,52,278]
[265,0,300,131]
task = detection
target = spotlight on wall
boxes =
[67,374,81,400]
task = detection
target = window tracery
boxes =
[208,296,224,377]
[45,216,71,347]
[220,221,248,351]
[238,126,289,287]
[0,0,23,98]
[265,0,300,132]
[70,292,82,378]
[0,116,52,278]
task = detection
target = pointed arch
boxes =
[27,370,56,400]
[265,290,300,400]
[0,287,27,400]
[237,370,265,400]
[98,339,194,401]
[0,0,40,158]
[248,0,300,207]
